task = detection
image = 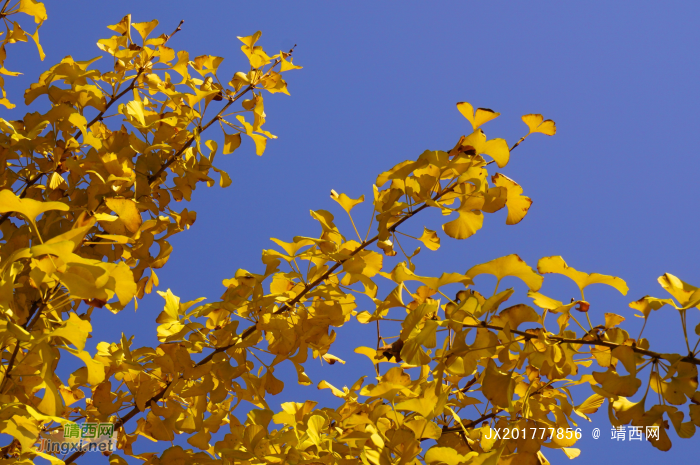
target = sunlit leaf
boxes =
[466,254,543,291]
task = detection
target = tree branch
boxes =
[434,409,504,437]
[62,165,462,464]
[62,57,291,465]
[72,19,185,141]
[461,322,700,366]
[197,180,462,367]
[146,87,249,184]
[21,299,41,330]
[0,343,20,392]
[0,68,145,228]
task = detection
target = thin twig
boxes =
[434,409,503,437]
[461,322,700,366]
[0,343,20,392]
[21,299,41,330]
[73,19,184,142]
[146,88,249,183]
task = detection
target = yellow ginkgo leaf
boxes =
[223,133,241,154]
[457,102,500,130]
[65,348,105,385]
[537,256,628,297]
[593,368,641,397]
[611,396,646,424]
[18,0,47,24]
[425,447,477,465]
[658,273,700,308]
[238,31,271,68]
[306,415,326,447]
[212,167,232,187]
[330,190,364,214]
[191,55,224,76]
[406,418,442,440]
[604,312,625,329]
[442,210,483,240]
[395,381,445,418]
[171,50,190,80]
[131,20,159,40]
[628,295,676,318]
[280,54,302,72]
[481,186,507,213]
[482,138,510,168]
[461,130,510,168]
[107,14,130,35]
[341,249,383,280]
[321,353,346,365]
[490,304,540,330]
[482,359,514,408]
[103,198,142,235]
[124,100,146,126]
[49,313,91,351]
[522,114,556,136]
[390,262,472,290]
[491,173,532,225]
[318,380,345,397]
[28,25,45,61]
[236,115,272,156]
[48,172,67,189]
[575,393,605,415]
[0,189,69,223]
[270,237,315,257]
[238,30,261,48]
[562,448,581,459]
[527,291,562,310]
[466,254,543,291]
[418,227,440,251]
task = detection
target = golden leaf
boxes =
[457,102,500,130]
[522,113,556,136]
[330,190,364,214]
[491,173,531,225]
[466,254,543,291]
[537,256,628,297]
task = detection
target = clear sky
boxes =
[8,1,700,463]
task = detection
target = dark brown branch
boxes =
[147,52,290,184]
[21,299,41,330]
[21,283,61,332]
[462,322,700,366]
[430,409,503,438]
[195,181,461,368]
[63,169,460,465]
[460,376,479,393]
[0,287,61,392]
[166,20,185,42]
[63,384,168,464]
[72,76,143,141]
[0,343,20,392]
[146,90,243,184]
[0,53,147,227]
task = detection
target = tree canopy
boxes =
[0,4,699,465]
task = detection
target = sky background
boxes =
[7,1,700,463]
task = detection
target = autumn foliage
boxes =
[1,3,699,465]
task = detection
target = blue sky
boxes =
[7,1,700,463]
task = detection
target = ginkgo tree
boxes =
[1,3,699,465]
